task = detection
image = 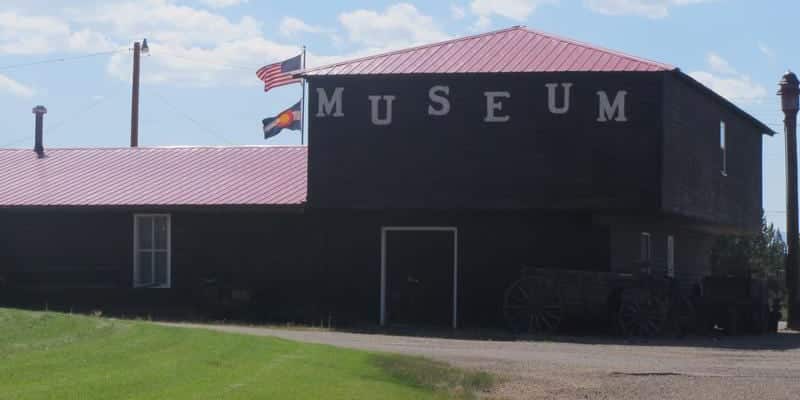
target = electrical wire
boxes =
[161,53,257,71]
[149,89,235,145]
[0,49,128,71]
[50,84,131,132]
[0,84,129,148]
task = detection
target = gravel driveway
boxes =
[161,322,800,400]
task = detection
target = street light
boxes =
[778,70,800,329]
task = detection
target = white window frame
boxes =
[640,232,652,263]
[380,226,458,329]
[133,214,171,288]
[666,235,675,278]
[720,121,727,176]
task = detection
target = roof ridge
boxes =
[520,26,674,70]
[301,26,524,75]
[302,25,676,76]
[0,145,307,151]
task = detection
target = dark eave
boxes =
[673,70,776,136]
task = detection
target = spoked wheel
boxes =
[503,276,563,334]
[667,295,697,337]
[618,289,667,337]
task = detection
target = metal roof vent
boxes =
[32,105,47,158]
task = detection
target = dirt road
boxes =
[161,322,800,399]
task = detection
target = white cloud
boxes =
[107,38,301,86]
[199,0,247,8]
[584,0,711,19]
[451,4,467,20]
[689,53,766,104]
[467,0,558,31]
[0,11,70,54]
[0,1,316,87]
[76,0,298,86]
[470,0,558,21]
[279,17,325,37]
[707,52,736,75]
[473,15,492,30]
[758,42,775,59]
[0,1,454,87]
[0,11,116,55]
[83,0,261,47]
[66,29,116,52]
[0,74,34,97]
[339,3,449,49]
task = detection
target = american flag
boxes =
[256,54,302,92]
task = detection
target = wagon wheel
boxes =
[503,276,563,334]
[724,306,740,335]
[618,289,667,337]
[667,294,697,336]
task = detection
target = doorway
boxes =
[380,227,458,328]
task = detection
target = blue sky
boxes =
[0,0,794,231]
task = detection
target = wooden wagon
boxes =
[503,266,694,336]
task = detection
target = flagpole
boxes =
[301,46,307,146]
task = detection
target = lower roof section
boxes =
[0,146,307,207]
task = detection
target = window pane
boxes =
[137,251,154,286]
[640,233,651,262]
[154,216,168,250]
[154,252,168,286]
[667,236,675,278]
[138,217,153,250]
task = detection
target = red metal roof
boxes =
[303,26,674,76]
[0,146,307,207]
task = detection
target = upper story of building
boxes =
[301,26,774,232]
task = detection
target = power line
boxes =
[149,89,235,145]
[160,53,257,72]
[0,49,128,71]
[0,84,129,148]
[49,84,131,132]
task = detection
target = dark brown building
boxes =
[0,27,774,329]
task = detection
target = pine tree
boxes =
[711,211,787,302]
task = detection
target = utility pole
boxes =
[779,71,800,329]
[130,39,148,147]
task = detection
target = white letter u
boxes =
[546,83,572,114]
[368,95,396,126]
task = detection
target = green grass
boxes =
[0,308,493,400]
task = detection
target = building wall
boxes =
[310,210,609,327]
[0,209,320,319]
[0,208,608,327]
[308,72,663,212]
[609,222,713,290]
[0,210,132,287]
[661,72,763,231]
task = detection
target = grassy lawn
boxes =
[0,308,492,400]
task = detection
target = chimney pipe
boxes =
[32,105,47,158]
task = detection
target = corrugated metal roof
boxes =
[0,146,307,207]
[303,26,674,76]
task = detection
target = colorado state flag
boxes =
[263,101,301,139]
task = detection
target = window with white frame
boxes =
[640,232,652,263]
[720,121,727,176]
[134,214,171,288]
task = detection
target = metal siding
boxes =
[308,73,663,210]
[0,146,307,207]
[661,73,762,231]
